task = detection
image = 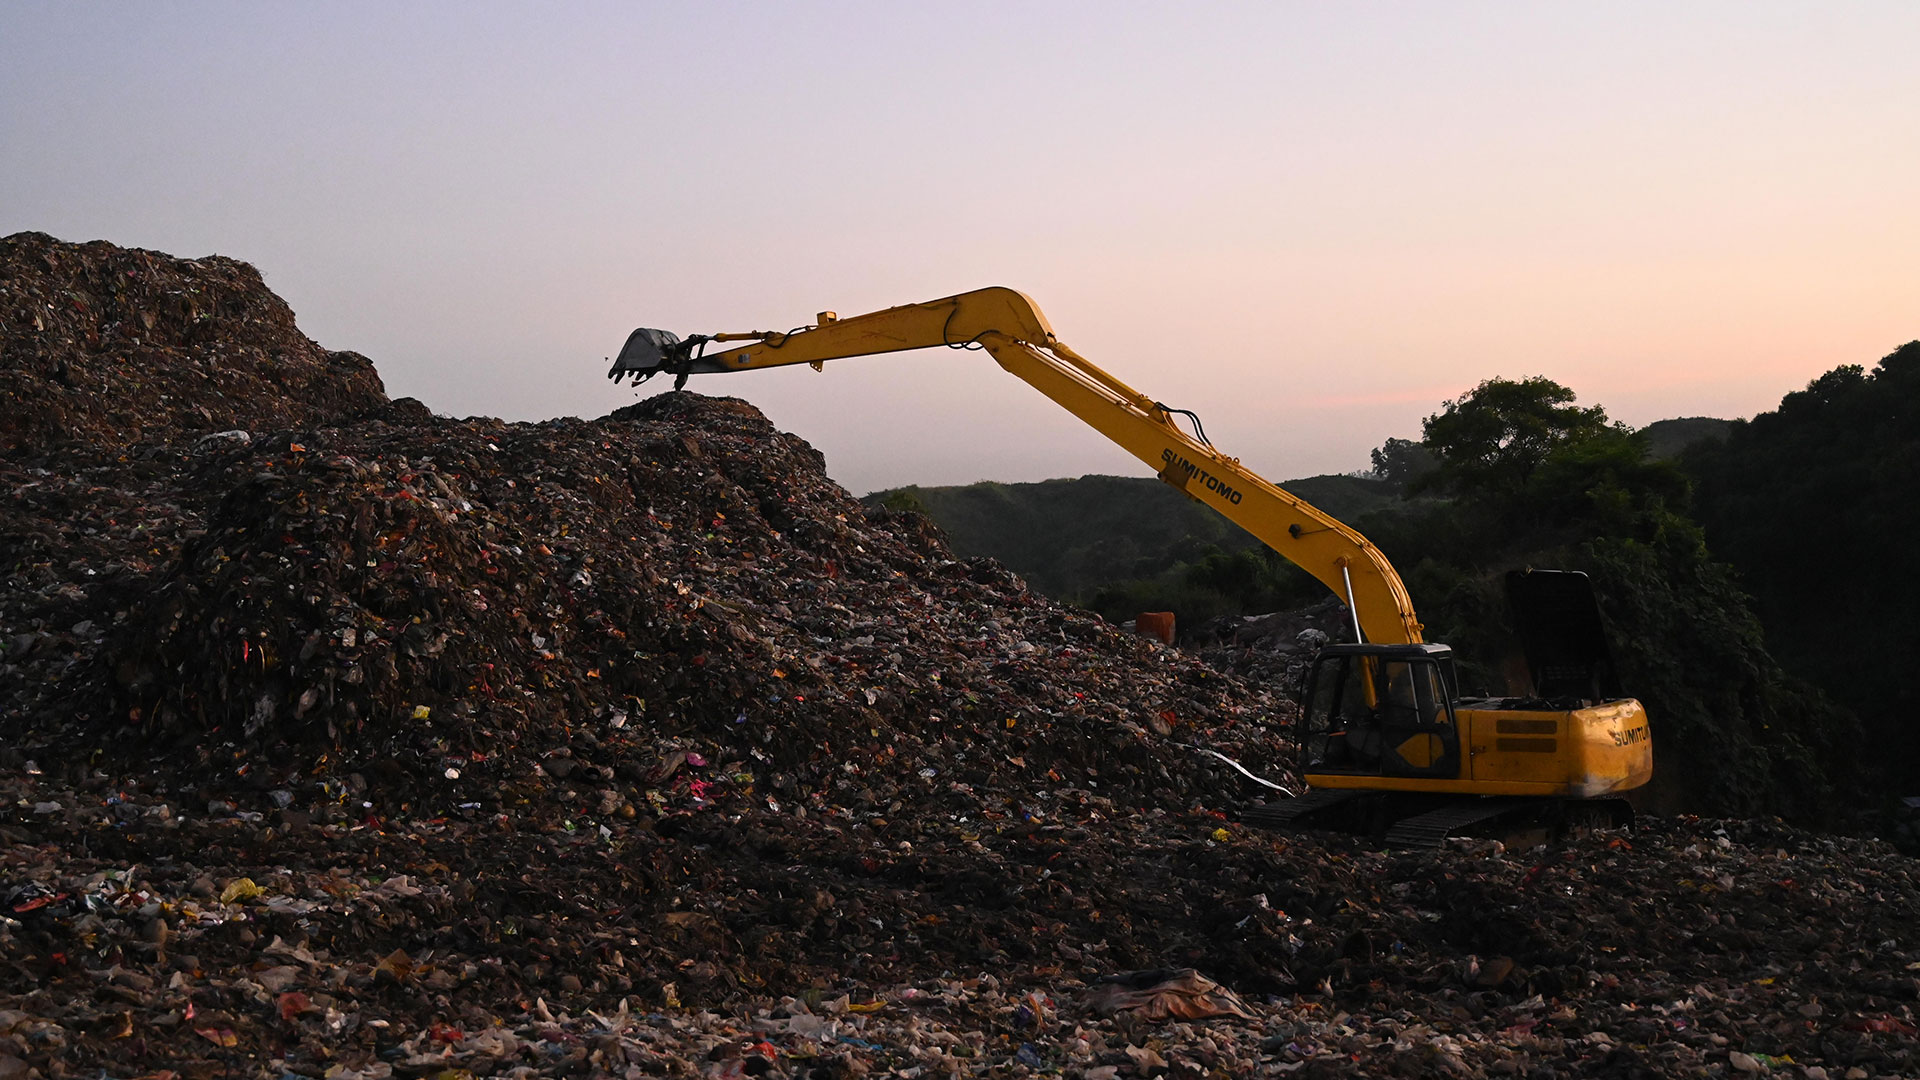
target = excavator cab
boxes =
[1303,643,1462,779]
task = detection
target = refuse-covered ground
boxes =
[1185,602,1355,699]
[3,232,1918,1079]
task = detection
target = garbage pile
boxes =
[6,768,1917,1079]
[45,390,1287,822]
[3,234,1918,1079]
[0,231,387,454]
[1187,599,1352,695]
[3,232,1287,823]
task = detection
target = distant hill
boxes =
[867,415,1732,614]
[863,472,1410,601]
[1640,416,1732,459]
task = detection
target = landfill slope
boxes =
[98,390,1283,817]
[3,235,1918,1080]
[0,232,387,453]
[1,232,1283,817]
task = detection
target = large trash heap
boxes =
[2,232,1917,1079]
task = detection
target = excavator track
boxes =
[1381,797,1555,847]
[1239,789,1379,831]
[1242,793,1634,848]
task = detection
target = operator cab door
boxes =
[1304,651,1461,780]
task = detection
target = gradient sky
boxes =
[5,2,1917,494]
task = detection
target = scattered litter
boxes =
[1086,969,1257,1021]
[0,232,1915,1080]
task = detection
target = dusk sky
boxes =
[5,2,1916,494]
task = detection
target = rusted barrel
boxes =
[1135,611,1175,645]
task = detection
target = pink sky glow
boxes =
[4,2,1916,493]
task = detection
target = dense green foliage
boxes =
[1368,437,1436,484]
[1415,376,1613,500]
[864,475,1259,600]
[1082,545,1327,628]
[1639,416,1731,460]
[1681,343,1920,802]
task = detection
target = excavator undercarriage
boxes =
[1242,790,1636,849]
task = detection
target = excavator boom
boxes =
[611,287,1425,646]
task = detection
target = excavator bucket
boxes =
[608,328,684,384]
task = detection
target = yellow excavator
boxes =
[608,287,1652,844]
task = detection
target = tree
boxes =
[875,487,927,513]
[1681,342,1920,813]
[1368,437,1437,485]
[1420,376,1614,499]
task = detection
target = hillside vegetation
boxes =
[1683,343,1920,809]
[866,473,1421,623]
[866,417,1728,631]
[1640,416,1732,459]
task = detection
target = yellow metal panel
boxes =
[1567,699,1654,796]
[1460,700,1652,797]
[702,287,1055,372]
[1304,772,1572,796]
[1395,732,1443,768]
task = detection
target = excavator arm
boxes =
[610,287,1424,645]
